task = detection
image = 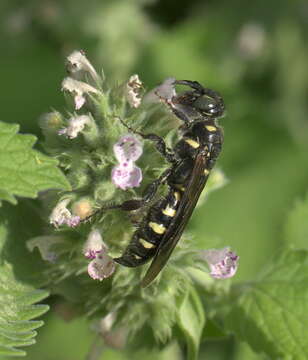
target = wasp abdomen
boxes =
[113,189,183,267]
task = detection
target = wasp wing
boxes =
[141,151,209,287]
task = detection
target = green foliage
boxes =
[176,286,205,360]
[0,261,49,356]
[223,248,308,360]
[284,193,308,249]
[0,122,70,205]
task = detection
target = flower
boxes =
[58,114,91,139]
[61,77,99,110]
[87,251,116,281]
[49,199,81,228]
[113,134,143,163]
[27,235,64,262]
[111,161,142,190]
[126,74,142,108]
[83,230,116,281]
[199,247,239,279]
[83,229,106,259]
[66,50,100,82]
[144,77,176,103]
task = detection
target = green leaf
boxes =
[0,261,49,357]
[284,193,308,248]
[0,121,70,205]
[176,287,205,360]
[223,248,308,360]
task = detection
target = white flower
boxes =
[66,50,100,82]
[49,199,80,228]
[27,235,64,262]
[144,77,176,103]
[83,229,107,259]
[199,247,239,279]
[58,114,91,139]
[126,74,142,108]
[62,77,99,110]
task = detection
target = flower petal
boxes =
[88,251,116,281]
[66,50,100,82]
[200,247,239,279]
[113,134,143,163]
[144,77,176,103]
[111,162,142,190]
[83,229,107,259]
[61,77,99,110]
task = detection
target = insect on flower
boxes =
[88,80,226,287]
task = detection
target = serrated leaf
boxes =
[0,261,49,357]
[176,287,205,360]
[0,121,70,205]
[223,248,308,360]
[284,193,308,248]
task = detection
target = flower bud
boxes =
[72,198,93,220]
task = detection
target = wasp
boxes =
[96,80,225,287]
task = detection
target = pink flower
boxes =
[199,247,239,279]
[113,134,143,163]
[87,250,116,281]
[111,162,142,190]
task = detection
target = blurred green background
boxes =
[1,0,308,359]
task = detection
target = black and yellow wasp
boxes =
[98,80,225,287]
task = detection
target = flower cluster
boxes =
[26,49,242,356]
[31,51,241,353]
[111,134,143,190]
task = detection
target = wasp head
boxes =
[170,80,225,122]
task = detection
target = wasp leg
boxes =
[82,167,173,222]
[174,80,205,94]
[117,116,176,163]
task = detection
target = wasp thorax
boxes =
[193,95,221,116]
